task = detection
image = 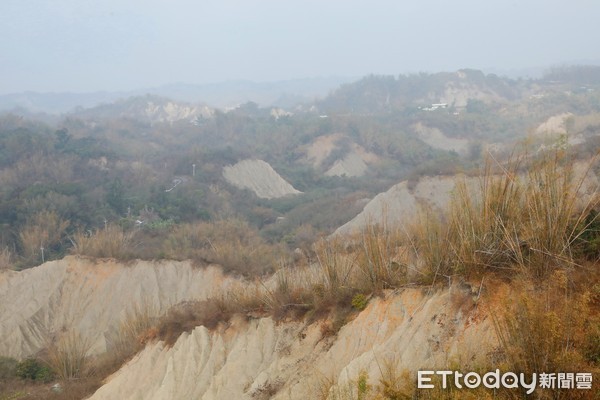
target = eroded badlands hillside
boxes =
[0,256,496,399]
[222,159,302,199]
[88,287,493,400]
[0,256,239,359]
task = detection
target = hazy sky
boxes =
[1,0,599,94]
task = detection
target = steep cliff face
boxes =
[0,257,238,359]
[89,288,495,400]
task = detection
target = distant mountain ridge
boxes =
[0,77,354,115]
[5,66,600,116]
[70,94,215,124]
[317,69,523,114]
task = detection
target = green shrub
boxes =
[356,370,371,400]
[15,358,54,382]
[576,209,600,260]
[0,357,17,379]
[351,294,368,311]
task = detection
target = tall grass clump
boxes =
[405,209,450,284]
[523,153,596,277]
[314,238,355,296]
[412,149,600,281]
[447,158,524,275]
[0,247,13,270]
[355,223,407,291]
[250,265,314,321]
[315,370,374,400]
[70,224,136,259]
[106,302,158,361]
[45,332,91,380]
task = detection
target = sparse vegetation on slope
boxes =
[3,69,600,398]
[408,149,599,282]
[144,147,600,399]
[3,69,600,272]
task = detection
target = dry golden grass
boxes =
[492,270,600,400]
[404,209,450,284]
[155,297,236,346]
[314,238,356,296]
[106,302,158,361]
[270,263,335,320]
[406,149,600,282]
[522,154,597,277]
[44,332,91,381]
[20,146,597,399]
[0,247,13,271]
[19,211,69,265]
[355,223,407,292]
[447,160,523,274]
[303,148,600,398]
[70,225,136,259]
[162,219,282,276]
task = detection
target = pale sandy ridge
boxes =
[88,287,494,400]
[412,122,470,154]
[0,257,237,359]
[304,133,379,177]
[335,160,598,236]
[335,175,475,236]
[222,159,302,199]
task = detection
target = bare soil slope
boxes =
[335,175,475,235]
[88,287,494,400]
[0,257,237,359]
[222,159,301,199]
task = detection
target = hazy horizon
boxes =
[2,0,599,95]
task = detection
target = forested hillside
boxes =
[2,66,600,271]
